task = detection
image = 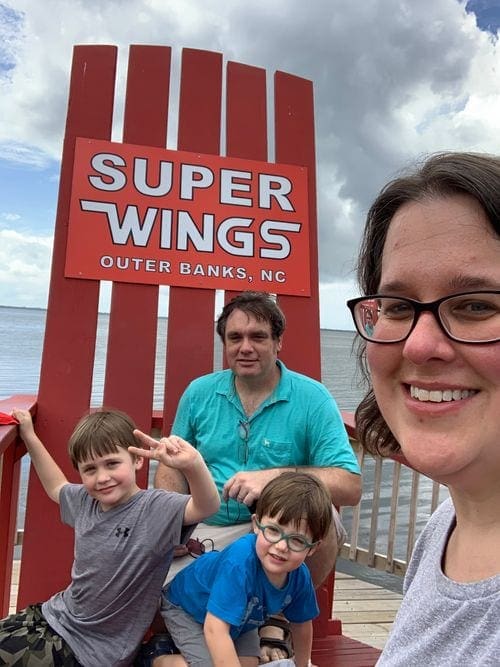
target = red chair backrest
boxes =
[17,44,321,609]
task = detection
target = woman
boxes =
[347,152,500,665]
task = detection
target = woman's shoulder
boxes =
[413,496,454,550]
[427,496,454,527]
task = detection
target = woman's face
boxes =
[367,193,500,491]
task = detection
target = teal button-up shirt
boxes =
[172,360,360,525]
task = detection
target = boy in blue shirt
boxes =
[153,471,332,667]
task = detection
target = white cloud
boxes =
[320,280,359,331]
[0,229,52,308]
[0,141,54,168]
[1,0,500,327]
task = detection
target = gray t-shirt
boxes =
[42,484,190,667]
[378,497,500,666]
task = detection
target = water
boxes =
[0,305,366,410]
[0,307,47,398]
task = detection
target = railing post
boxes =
[0,441,20,616]
[0,395,35,614]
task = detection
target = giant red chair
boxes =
[0,45,381,665]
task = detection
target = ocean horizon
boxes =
[0,304,365,412]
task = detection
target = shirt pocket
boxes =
[252,438,293,467]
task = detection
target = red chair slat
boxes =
[103,46,171,454]
[275,71,321,379]
[18,46,117,608]
[164,49,223,433]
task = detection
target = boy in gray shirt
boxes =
[0,408,219,667]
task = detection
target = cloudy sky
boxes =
[1,0,500,330]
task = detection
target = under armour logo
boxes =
[115,526,130,538]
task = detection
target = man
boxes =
[154,291,361,660]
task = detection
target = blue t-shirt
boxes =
[166,533,318,638]
[172,360,360,525]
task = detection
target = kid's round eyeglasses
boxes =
[254,519,318,552]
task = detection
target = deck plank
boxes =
[332,571,402,650]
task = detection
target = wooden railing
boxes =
[1,402,448,616]
[340,412,449,577]
[0,395,34,616]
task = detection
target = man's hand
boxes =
[222,469,279,506]
[130,432,201,471]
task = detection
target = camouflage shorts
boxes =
[0,604,81,666]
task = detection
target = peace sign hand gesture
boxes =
[129,431,201,472]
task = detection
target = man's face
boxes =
[224,309,282,381]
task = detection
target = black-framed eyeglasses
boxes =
[347,291,500,344]
[254,519,318,552]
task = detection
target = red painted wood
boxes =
[0,395,33,615]
[313,569,339,637]
[164,49,222,433]
[17,45,117,609]
[0,396,36,455]
[164,288,216,434]
[222,60,268,364]
[311,635,382,666]
[0,443,18,616]
[226,61,268,160]
[342,410,357,438]
[274,71,321,380]
[341,410,410,467]
[103,46,171,489]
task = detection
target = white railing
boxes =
[340,440,449,576]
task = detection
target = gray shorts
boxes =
[160,595,260,666]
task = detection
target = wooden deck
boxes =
[10,560,20,615]
[10,560,402,659]
[333,571,402,650]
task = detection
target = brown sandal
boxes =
[259,615,294,659]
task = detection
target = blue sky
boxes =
[467,0,500,31]
[2,0,500,330]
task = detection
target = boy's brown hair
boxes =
[68,409,139,468]
[255,471,332,542]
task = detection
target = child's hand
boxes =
[130,431,202,471]
[12,409,35,437]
